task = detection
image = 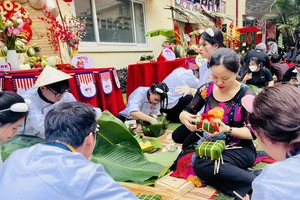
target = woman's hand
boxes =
[179,111,198,132]
[204,119,230,137]
[242,194,250,200]
[244,73,252,81]
[289,79,297,85]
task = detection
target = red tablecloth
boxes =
[126,58,189,98]
[2,67,125,116]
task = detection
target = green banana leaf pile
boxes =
[1,111,165,183]
[1,135,45,161]
[92,111,165,182]
[139,115,169,138]
[247,84,262,94]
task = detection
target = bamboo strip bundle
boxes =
[119,182,193,200]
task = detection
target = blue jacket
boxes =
[0,144,137,200]
[252,155,300,200]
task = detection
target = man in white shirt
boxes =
[18,66,76,138]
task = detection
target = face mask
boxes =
[249,65,258,72]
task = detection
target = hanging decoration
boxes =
[224,23,240,51]
[188,0,194,11]
[176,0,181,5]
[75,72,96,98]
[11,76,36,94]
[112,69,121,89]
[182,0,188,9]
[0,76,4,92]
[201,0,219,11]
[99,71,113,95]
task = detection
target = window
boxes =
[74,0,146,44]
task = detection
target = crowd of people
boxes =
[0,27,299,199]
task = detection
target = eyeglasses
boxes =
[295,65,300,68]
[200,28,214,38]
[47,87,67,98]
[86,130,97,140]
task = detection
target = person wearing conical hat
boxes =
[18,66,76,138]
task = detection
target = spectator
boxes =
[242,57,274,88]
[243,43,270,71]
[270,54,289,83]
[282,54,300,85]
[267,37,278,57]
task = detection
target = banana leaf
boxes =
[144,29,175,37]
[95,111,141,150]
[145,152,179,168]
[92,144,164,182]
[1,135,44,161]
[137,194,162,200]
[247,84,262,94]
[139,115,169,137]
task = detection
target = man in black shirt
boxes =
[243,43,270,71]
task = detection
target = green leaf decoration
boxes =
[136,194,162,200]
[1,135,44,161]
[92,144,164,182]
[95,110,141,150]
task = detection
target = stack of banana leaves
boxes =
[1,111,166,184]
[139,115,169,138]
[247,84,262,94]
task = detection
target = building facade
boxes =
[61,0,247,69]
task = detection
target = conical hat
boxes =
[34,65,72,88]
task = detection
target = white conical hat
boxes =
[34,65,72,88]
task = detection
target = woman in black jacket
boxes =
[282,54,300,85]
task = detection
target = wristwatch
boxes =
[226,126,233,136]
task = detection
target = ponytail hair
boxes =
[150,82,169,108]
